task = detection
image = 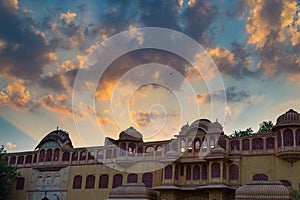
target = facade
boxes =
[5,109,300,200]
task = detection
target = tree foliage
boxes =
[290,188,300,200]
[230,127,253,138]
[258,121,274,133]
[0,145,17,200]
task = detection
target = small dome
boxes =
[230,145,240,156]
[235,181,290,199]
[119,127,143,142]
[108,183,158,199]
[164,150,180,159]
[36,129,73,149]
[275,109,300,127]
[211,145,226,155]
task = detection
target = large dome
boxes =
[275,109,300,128]
[36,129,73,149]
[189,119,211,131]
[119,127,143,142]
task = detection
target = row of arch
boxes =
[230,137,275,151]
[164,163,239,181]
[72,173,153,189]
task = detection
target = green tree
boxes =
[258,121,274,133]
[0,145,18,200]
[230,127,253,138]
[290,188,300,200]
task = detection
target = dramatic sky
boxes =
[0,0,300,152]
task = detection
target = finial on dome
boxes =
[57,126,59,131]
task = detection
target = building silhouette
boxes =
[6,109,300,200]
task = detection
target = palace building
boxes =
[5,109,300,200]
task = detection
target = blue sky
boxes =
[0,0,300,152]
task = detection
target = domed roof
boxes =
[275,109,300,128]
[235,181,290,199]
[119,127,143,142]
[208,121,223,132]
[211,145,226,155]
[108,183,158,199]
[230,145,240,156]
[36,129,73,149]
[189,119,211,131]
[164,150,180,159]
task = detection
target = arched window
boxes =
[112,174,123,188]
[242,139,250,150]
[218,139,226,150]
[17,156,24,165]
[284,129,294,146]
[180,165,184,176]
[88,152,95,160]
[106,149,112,159]
[188,138,193,149]
[16,177,25,190]
[80,151,86,161]
[39,150,45,162]
[142,173,153,187]
[137,146,143,156]
[99,174,109,189]
[193,165,200,180]
[73,175,82,189]
[25,155,32,164]
[223,163,227,179]
[231,140,240,150]
[72,151,78,161]
[296,129,300,146]
[127,174,138,183]
[252,138,263,150]
[181,139,186,152]
[128,143,136,155]
[53,148,60,161]
[85,175,95,189]
[186,165,191,180]
[194,137,201,151]
[33,154,37,163]
[229,164,239,180]
[253,174,268,181]
[266,137,274,149]
[210,137,215,149]
[164,165,172,179]
[145,146,154,153]
[202,164,207,180]
[211,162,220,178]
[113,149,117,158]
[277,132,282,147]
[120,143,126,156]
[62,152,70,161]
[46,149,52,162]
[174,165,179,180]
[171,141,178,152]
[97,150,103,160]
[10,156,16,165]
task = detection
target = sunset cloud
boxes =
[59,12,77,24]
[0,81,32,111]
[6,141,16,148]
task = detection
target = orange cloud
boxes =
[0,80,31,111]
[39,94,72,118]
[59,12,77,24]
[6,141,16,148]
